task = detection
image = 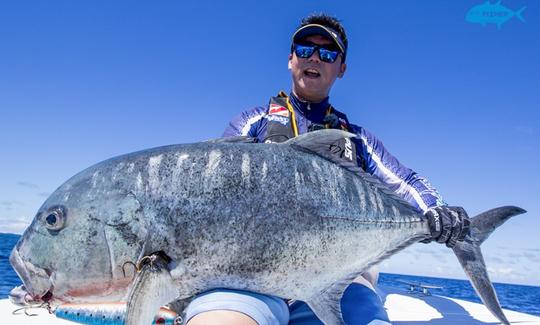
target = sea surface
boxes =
[1,233,539,317]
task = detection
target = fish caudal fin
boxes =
[452,206,526,325]
[515,6,526,23]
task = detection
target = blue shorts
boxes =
[184,283,390,325]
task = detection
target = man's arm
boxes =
[222,106,267,138]
[351,125,469,247]
[351,125,444,213]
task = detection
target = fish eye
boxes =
[44,206,66,231]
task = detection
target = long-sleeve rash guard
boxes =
[223,93,445,213]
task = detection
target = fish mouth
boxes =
[9,248,54,303]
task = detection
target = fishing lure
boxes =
[54,302,180,325]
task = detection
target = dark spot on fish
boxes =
[109,222,140,243]
[87,213,101,224]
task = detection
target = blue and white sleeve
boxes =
[352,125,446,213]
[222,106,267,138]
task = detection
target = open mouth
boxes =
[9,285,53,306]
[9,248,54,303]
[304,68,320,78]
[41,290,54,302]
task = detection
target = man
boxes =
[185,13,470,325]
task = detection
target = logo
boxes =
[465,1,526,30]
[267,115,289,125]
[431,210,441,232]
[344,138,353,161]
[269,104,289,117]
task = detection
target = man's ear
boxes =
[288,53,293,70]
[338,62,347,78]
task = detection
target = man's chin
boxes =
[295,84,327,101]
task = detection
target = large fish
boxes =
[10,130,524,325]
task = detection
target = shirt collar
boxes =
[289,92,330,120]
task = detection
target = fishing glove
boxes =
[308,114,341,132]
[323,113,341,129]
[422,206,471,248]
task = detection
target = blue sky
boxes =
[0,1,538,285]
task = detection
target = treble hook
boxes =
[12,302,49,317]
[136,255,157,270]
[122,253,168,278]
[122,261,137,278]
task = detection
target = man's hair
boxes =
[298,13,348,52]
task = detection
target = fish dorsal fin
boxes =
[284,129,357,167]
[284,129,415,210]
[206,136,258,143]
[285,128,354,147]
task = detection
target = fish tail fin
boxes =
[452,206,526,325]
[515,6,526,23]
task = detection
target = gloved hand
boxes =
[422,206,471,248]
[323,113,340,129]
[308,113,341,132]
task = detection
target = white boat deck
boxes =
[1,286,539,324]
[379,285,540,324]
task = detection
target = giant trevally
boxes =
[10,129,524,325]
[466,1,526,29]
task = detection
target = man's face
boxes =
[288,34,347,102]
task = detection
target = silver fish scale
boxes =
[10,139,429,304]
[87,142,428,300]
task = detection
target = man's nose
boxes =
[308,50,321,63]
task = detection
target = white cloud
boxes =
[0,200,25,210]
[380,244,540,286]
[0,216,31,234]
[16,181,39,189]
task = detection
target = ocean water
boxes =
[0,233,21,298]
[378,272,540,317]
[1,233,539,317]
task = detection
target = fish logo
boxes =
[466,1,526,29]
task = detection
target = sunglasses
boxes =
[293,43,341,63]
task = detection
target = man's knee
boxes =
[354,266,379,289]
[183,289,289,325]
[186,310,258,325]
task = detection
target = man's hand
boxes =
[422,206,471,248]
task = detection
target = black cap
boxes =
[292,24,347,54]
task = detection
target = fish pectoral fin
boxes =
[125,252,178,325]
[305,280,350,325]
